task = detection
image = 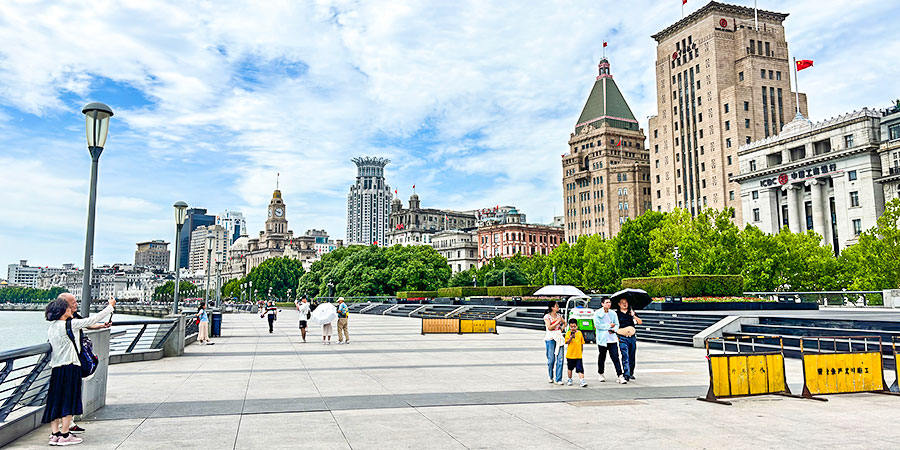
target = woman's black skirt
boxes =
[41,364,83,423]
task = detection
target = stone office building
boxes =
[877,104,900,202]
[734,109,885,254]
[387,193,477,246]
[476,209,564,264]
[648,1,807,222]
[562,58,651,243]
[432,229,478,273]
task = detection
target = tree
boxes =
[245,257,306,300]
[613,211,665,280]
[449,267,479,287]
[839,198,900,290]
[152,281,199,301]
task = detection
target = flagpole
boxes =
[754,0,759,31]
[793,57,800,115]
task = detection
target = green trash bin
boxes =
[211,311,223,337]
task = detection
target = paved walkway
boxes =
[8,311,900,449]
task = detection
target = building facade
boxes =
[178,208,216,269]
[134,240,170,271]
[188,224,229,273]
[433,230,478,273]
[563,58,651,243]
[7,260,43,288]
[877,103,900,202]
[216,210,246,246]
[476,210,564,263]
[475,206,524,227]
[387,193,477,246]
[734,109,886,254]
[306,229,340,257]
[347,157,392,246]
[648,1,808,223]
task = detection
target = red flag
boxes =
[796,59,813,71]
[617,139,622,147]
[394,189,397,194]
[603,41,608,48]
[412,184,415,189]
[373,240,378,245]
[682,0,687,4]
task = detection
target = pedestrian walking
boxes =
[593,298,624,384]
[615,298,642,381]
[336,297,349,344]
[42,295,115,446]
[195,302,213,345]
[261,300,278,333]
[295,296,311,343]
[565,318,587,387]
[542,300,565,385]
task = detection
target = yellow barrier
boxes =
[799,336,895,399]
[461,319,497,334]
[892,337,899,393]
[699,336,803,405]
[421,318,459,334]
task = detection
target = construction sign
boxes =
[699,336,804,405]
[800,336,895,398]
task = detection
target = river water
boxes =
[0,311,147,353]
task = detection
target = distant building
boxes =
[134,240,170,271]
[474,205,524,227]
[877,103,900,202]
[563,57,651,243]
[305,229,340,257]
[476,210,564,263]
[179,208,216,269]
[734,108,886,254]
[216,210,246,246]
[387,193,477,246]
[433,230,478,273]
[347,157,392,246]
[189,225,229,273]
[7,260,42,288]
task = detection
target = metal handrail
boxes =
[109,319,179,355]
[0,344,52,422]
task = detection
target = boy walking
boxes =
[565,318,588,387]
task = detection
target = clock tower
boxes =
[264,189,288,237]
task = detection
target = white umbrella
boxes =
[310,302,337,325]
[531,285,587,298]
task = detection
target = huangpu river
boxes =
[0,310,146,353]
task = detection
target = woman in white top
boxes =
[295,297,311,343]
[42,296,115,446]
[542,300,566,384]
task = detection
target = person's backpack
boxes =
[65,319,99,378]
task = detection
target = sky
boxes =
[1,0,898,270]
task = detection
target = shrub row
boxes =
[397,291,441,299]
[621,275,743,297]
[485,286,541,297]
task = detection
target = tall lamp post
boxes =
[204,232,214,306]
[172,201,188,314]
[673,246,681,275]
[79,102,114,318]
[327,281,335,299]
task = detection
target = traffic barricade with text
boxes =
[421,317,460,334]
[698,335,806,405]
[459,318,497,334]
[799,336,897,399]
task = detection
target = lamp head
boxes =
[173,201,188,226]
[82,102,114,149]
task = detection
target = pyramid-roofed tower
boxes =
[574,58,640,135]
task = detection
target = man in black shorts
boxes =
[295,296,310,342]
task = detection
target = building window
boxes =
[746,136,751,144]
[700,129,704,138]
[724,103,729,113]
[699,113,703,122]
[725,120,730,130]
[753,208,760,222]
[761,69,766,79]
[853,219,862,236]
[776,71,781,81]
[745,119,751,129]
[752,191,759,200]
[768,70,773,79]
[739,71,744,81]
[890,124,900,140]
[655,160,659,168]
[844,134,854,148]
[749,160,757,171]
[850,191,860,207]
[848,170,857,181]
[726,138,732,148]
[729,191,734,201]
[744,101,749,111]
[654,144,659,153]
[728,156,733,165]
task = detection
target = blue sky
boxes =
[1,0,898,269]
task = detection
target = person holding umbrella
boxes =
[310,301,337,345]
[611,289,649,381]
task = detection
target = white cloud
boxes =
[0,0,897,267]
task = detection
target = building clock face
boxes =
[275,208,284,217]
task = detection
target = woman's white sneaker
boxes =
[598,374,606,382]
[617,375,627,384]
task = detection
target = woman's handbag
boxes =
[65,319,99,378]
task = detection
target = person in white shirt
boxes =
[295,296,311,343]
[593,298,626,384]
[42,294,115,446]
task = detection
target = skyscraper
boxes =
[179,208,216,269]
[346,157,392,246]
[134,240,170,272]
[648,1,808,222]
[216,210,246,245]
[562,57,651,243]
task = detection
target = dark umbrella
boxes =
[610,288,652,310]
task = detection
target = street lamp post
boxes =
[172,201,188,314]
[673,246,681,275]
[472,275,476,287]
[79,102,114,318]
[204,232,214,306]
[327,281,335,299]
[552,266,557,285]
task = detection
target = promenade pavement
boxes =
[8,311,900,449]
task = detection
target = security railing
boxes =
[0,343,51,423]
[744,290,885,307]
[109,319,179,355]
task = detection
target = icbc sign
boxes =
[719,18,728,28]
[672,51,679,60]
[778,174,789,185]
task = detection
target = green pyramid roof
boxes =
[575,59,639,134]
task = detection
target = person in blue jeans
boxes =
[542,301,565,384]
[615,298,642,381]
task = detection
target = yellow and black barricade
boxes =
[799,336,897,399]
[421,317,460,334]
[421,314,498,335]
[698,335,805,405]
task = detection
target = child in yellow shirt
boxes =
[565,318,587,387]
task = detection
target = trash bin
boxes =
[211,311,223,337]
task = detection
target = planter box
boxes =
[645,301,819,311]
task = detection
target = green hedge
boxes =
[436,287,488,297]
[621,275,743,297]
[397,291,440,299]
[485,286,541,297]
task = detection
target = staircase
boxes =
[386,304,421,317]
[635,312,725,347]
[361,304,393,315]
[501,308,547,331]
